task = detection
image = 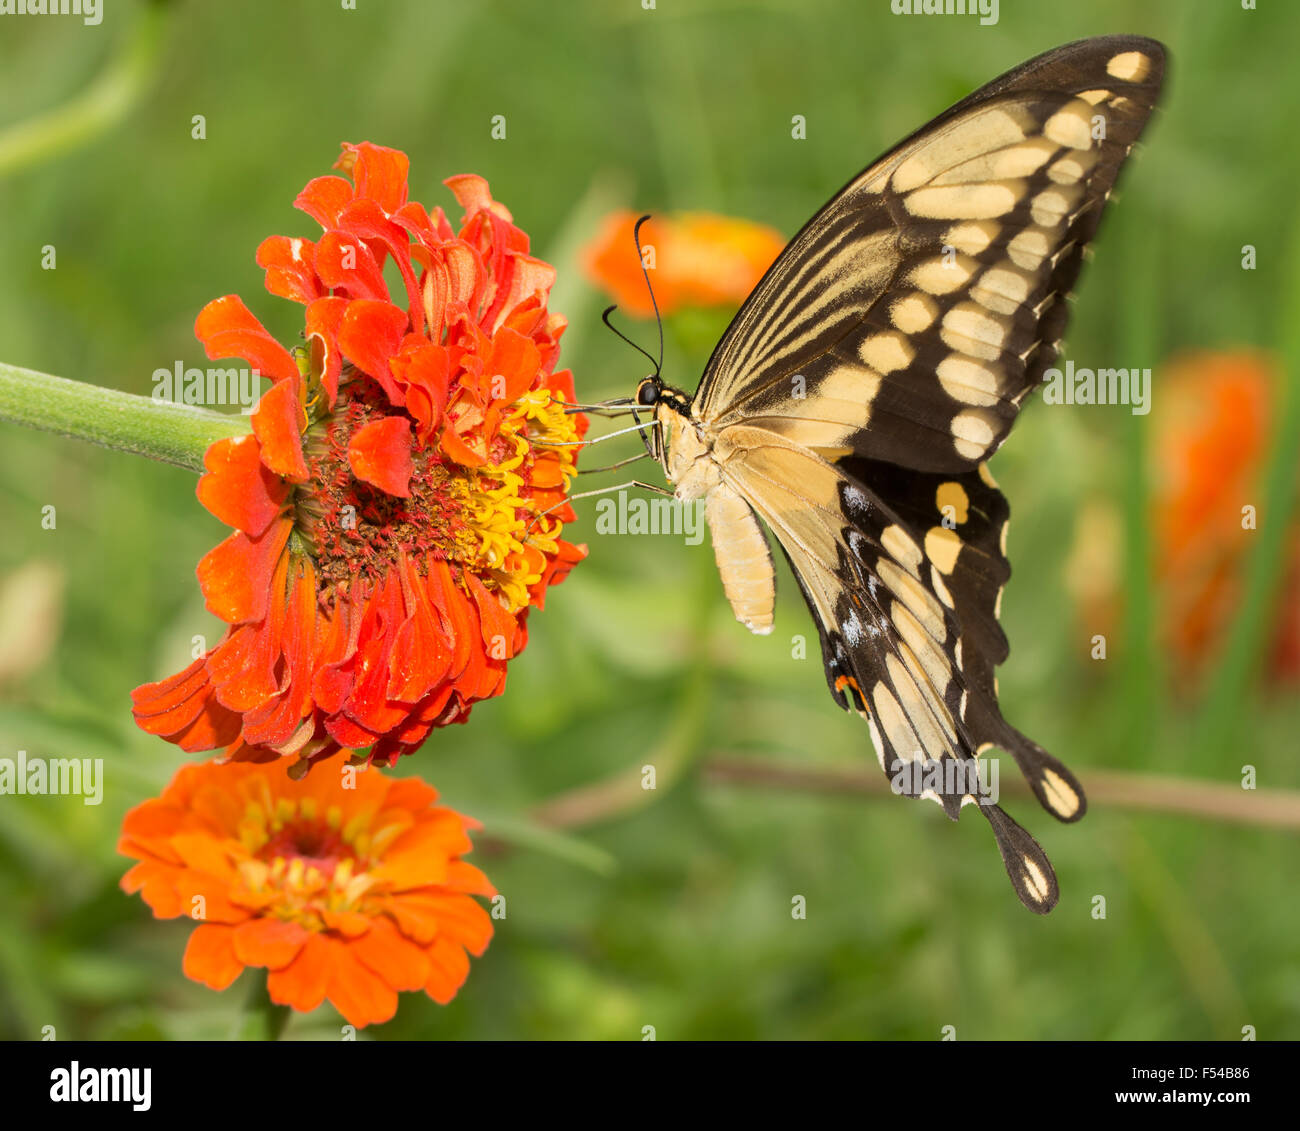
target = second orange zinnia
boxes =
[119,760,496,1028]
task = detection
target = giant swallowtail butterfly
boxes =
[609,36,1165,912]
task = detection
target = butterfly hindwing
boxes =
[838,455,1087,823]
[712,428,1061,911]
[694,36,1165,475]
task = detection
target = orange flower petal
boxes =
[196,517,293,625]
[295,174,354,230]
[320,909,372,938]
[315,229,389,303]
[351,916,431,993]
[120,862,185,917]
[257,234,322,304]
[341,142,410,216]
[182,924,244,991]
[251,377,309,482]
[197,434,288,536]
[424,936,471,1005]
[232,918,310,970]
[267,932,332,1013]
[347,415,413,497]
[326,938,399,1027]
[305,295,349,406]
[337,299,409,401]
[194,295,299,382]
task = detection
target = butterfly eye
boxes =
[636,378,661,407]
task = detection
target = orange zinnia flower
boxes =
[132,143,587,773]
[1152,350,1300,684]
[119,760,496,1028]
[1069,350,1300,687]
[582,210,785,317]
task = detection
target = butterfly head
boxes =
[634,380,711,495]
[635,376,691,415]
[634,375,661,408]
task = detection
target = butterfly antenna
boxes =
[600,306,659,374]
[632,214,664,376]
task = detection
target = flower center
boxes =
[293,378,580,612]
[237,797,375,924]
[262,820,351,879]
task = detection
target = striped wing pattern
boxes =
[716,430,1061,911]
[696,36,1165,475]
[689,37,1165,911]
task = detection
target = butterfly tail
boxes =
[979,801,1060,914]
[993,723,1088,824]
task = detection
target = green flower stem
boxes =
[235,970,290,1041]
[0,361,250,472]
[0,2,168,177]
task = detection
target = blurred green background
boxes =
[0,0,1296,1040]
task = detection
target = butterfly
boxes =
[592,36,1165,912]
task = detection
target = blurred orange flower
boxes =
[582,210,785,317]
[119,760,495,1028]
[1151,350,1300,684]
[1071,350,1299,687]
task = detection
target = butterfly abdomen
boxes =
[704,484,776,635]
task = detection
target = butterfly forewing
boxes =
[695,36,1166,475]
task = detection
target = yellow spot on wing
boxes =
[911,255,977,294]
[942,303,1011,361]
[972,264,1034,315]
[935,481,970,524]
[1106,51,1150,82]
[889,106,1030,192]
[905,181,1024,220]
[871,681,919,764]
[891,292,939,332]
[1021,855,1052,906]
[881,524,923,576]
[925,526,962,574]
[937,355,1001,407]
[1043,100,1095,149]
[1007,226,1053,270]
[933,137,1057,185]
[1030,187,1080,228]
[1039,767,1081,818]
[951,409,997,460]
[858,331,915,375]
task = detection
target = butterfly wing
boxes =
[713,427,1062,911]
[836,453,1086,824]
[692,35,1165,473]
